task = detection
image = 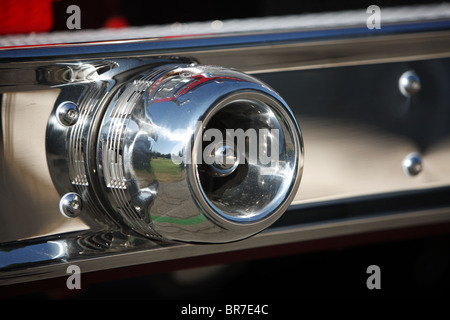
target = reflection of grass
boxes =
[151,158,184,182]
[151,214,206,225]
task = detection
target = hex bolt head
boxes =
[57,101,79,126]
[402,152,423,177]
[399,71,421,97]
[59,192,83,218]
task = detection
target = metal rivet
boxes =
[59,192,83,218]
[56,101,79,126]
[402,152,423,177]
[399,71,421,97]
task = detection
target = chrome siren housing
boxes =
[46,60,304,243]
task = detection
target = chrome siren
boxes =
[46,60,304,243]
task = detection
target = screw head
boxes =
[59,192,83,218]
[57,101,79,126]
[402,152,423,177]
[399,71,421,97]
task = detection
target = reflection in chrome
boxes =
[38,61,119,85]
[46,61,304,243]
[76,232,114,252]
[0,241,67,269]
[98,65,303,242]
[209,144,240,177]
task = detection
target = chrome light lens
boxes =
[46,61,304,243]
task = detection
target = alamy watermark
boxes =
[367,5,381,30]
[170,121,280,167]
[66,264,81,289]
[366,264,381,289]
[66,5,81,30]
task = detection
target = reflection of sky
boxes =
[144,71,271,157]
[152,123,195,156]
[0,241,67,268]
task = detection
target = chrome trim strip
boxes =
[190,30,450,74]
[1,19,450,59]
[1,206,450,286]
[3,30,450,83]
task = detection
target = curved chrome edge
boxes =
[1,205,450,286]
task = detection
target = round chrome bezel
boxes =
[188,90,304,228]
